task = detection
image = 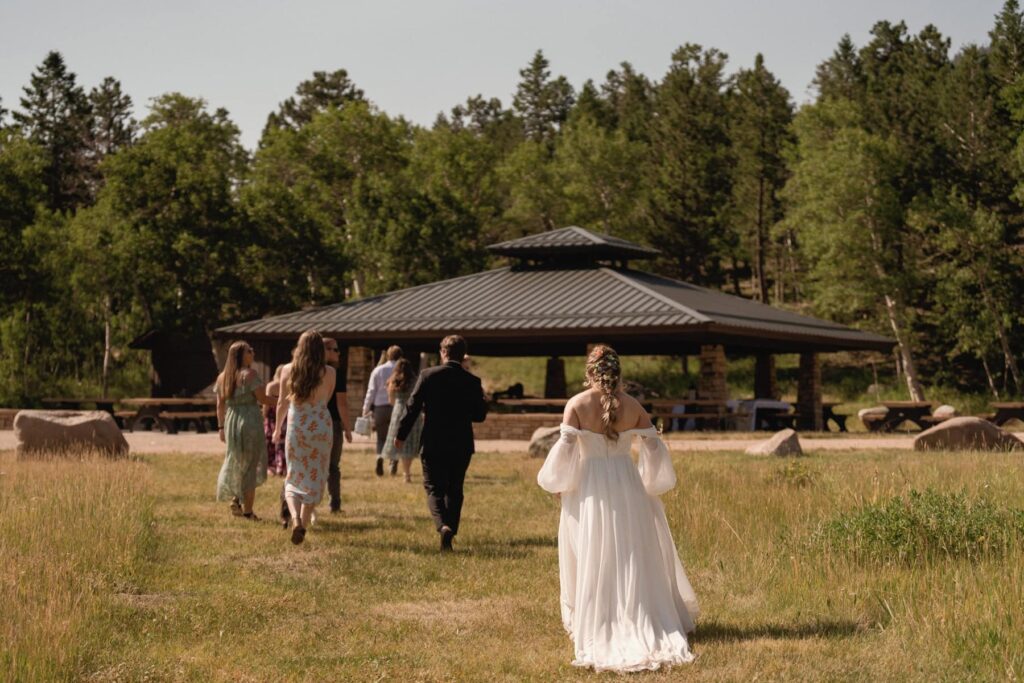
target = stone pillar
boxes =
[544,356,567,398]
[698,345,728,401]
[797,352,823,431]
[347,346,375,418]
[754,352,779,400]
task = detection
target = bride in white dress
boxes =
[537,344,699,672]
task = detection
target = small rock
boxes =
[528,426,562,458]
[932,404,958,419]
[913,416,1021,452]
[745,428,803,457]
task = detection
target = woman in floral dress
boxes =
[272,330,336,545]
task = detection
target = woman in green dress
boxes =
[383,358,423,483]
[216,341,274,519]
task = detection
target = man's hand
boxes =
[218,428,225,444]
[394,438,404,451]
[344,429,353,443]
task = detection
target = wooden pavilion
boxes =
[214,226,894,431]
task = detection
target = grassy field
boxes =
[2,444,1023,682]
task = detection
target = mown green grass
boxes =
[3,446,1023,681]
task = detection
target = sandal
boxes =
[291,525,306,545]
[230,497,243,516]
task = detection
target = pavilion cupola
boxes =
[486,225,660,270]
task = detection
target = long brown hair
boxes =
[217,341,250,400]
[289,330,325,402]
[585,344,622,440]
[388,358,416,393]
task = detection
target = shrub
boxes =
[814,488,1024,564]
[770,460,819,487]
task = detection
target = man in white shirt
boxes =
[363,345,403,477]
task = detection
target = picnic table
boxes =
[822,401,848,432]
[864,401,934,432]
[990,402,1024,427]
[119,397,218,434]
[646,399,730,431]
[42,397,117,415]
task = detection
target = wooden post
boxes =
[754,352,778,400]
[797,352,823,431]
[347,346,375,419]
[544,356,567,398]
[698,345,728,401]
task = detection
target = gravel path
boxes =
[0,429,931,455]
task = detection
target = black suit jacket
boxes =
[397,361,488,457]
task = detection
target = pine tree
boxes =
[601,62,655,142]
[513,50,575,144]
[88,77,136,158]
[813,35,864,101]
[14,51,92,211]
[644,44,734,286]
[728,54,793,303]
[263,69,365,136]
[990,0,1024,87]
[85,77,136,196]
[570,80,614,130]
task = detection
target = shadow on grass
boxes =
[692,618,864,644]
[346,532,557,558]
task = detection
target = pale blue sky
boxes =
[0,0,1005,149]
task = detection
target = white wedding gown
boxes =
[537,424,698,672]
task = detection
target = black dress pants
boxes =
[420,451,472,534]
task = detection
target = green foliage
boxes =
[727,53,794,302]
[644,44,734,285]
[4,5,1024,405]
[263,68,365,134]
[13,51,93,211]
[815,488,1024,564]
[512,50,575,144]
[771,460,820,487]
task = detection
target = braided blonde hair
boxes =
[585,344,622,440]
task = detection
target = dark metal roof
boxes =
[487,225,660,260]
[216,265,894,354]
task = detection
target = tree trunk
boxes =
[755,175,769,303]
[102,295,112,399]
[22,307,31,395]
[978,276,1021,394]
[883,293,925,401]
[981,355,1000,399]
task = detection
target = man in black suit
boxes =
[395,335,488,552]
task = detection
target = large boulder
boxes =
[528,426,562,458]
[745,428,803,457]
[913,416,1022,452]
[14,410,129,458]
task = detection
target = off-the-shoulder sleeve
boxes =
[537,424,583,494]
[636,428,677,495]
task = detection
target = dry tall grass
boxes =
[2,445,1022,681]
[0,451,153,681]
